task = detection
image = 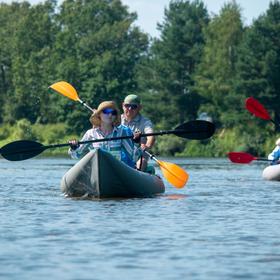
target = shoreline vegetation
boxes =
[0,119,276,159]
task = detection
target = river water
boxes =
[0,156,280,280]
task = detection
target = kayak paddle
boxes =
[145,151,189,188]
[228,152,271,164]
[245,97,280,130]
[0,120,215,161]
[49,81,95,113]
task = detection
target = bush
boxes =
[0,124,11,140]
[11,119,36,140]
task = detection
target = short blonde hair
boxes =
[90,101,121,127]
[276,138,280,146]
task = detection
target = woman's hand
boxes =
[68,139,80,150]
[133,130,141,143]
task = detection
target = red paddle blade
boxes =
[245,97,271,120]
[228,152,256,164]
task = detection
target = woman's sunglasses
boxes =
[102,108,117,115]
[124,104,138,110]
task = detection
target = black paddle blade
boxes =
[174,120,215,140]
[0,140,46,161]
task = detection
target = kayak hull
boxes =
[61,149,165,198]
[262,165,280,181]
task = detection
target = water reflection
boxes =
[164,193,188,200]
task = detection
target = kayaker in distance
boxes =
[68,101,139,168]
[121,94,155,171]
[268,137,280,165]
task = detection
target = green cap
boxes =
[124,94,141,105]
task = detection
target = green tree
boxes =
[194,0,244,127]
[0,2,29,123]
[1,1,58,124]
[53,0,148,133]
[137,0,209,130]
[235,0,280,122]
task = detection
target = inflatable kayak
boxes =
[61,149,165,198]
[262,164,280,181]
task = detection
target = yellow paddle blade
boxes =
[157,160,189,188]
[49,81,79,101]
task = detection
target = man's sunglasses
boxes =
[102,108,117,115]
[124,104,138,110]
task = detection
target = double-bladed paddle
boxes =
[228,152,271,164]
[245,97,280,131]
[0,120,215,162]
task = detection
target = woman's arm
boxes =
[68,130,93,159]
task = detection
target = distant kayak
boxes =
[61,149,165,198]
[262,164,280,181]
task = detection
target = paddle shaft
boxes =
[144,150,159,163]
[55,125,207,148]
[254,158,271,162]
[0,132,180,155]
[77,99,95,113]
[40,130,187,150]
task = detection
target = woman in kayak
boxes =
[268,138,280,165]
[69,101,139,168]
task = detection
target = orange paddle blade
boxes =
[157,160,189,188]
[49,81,79,101]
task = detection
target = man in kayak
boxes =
[69,101,138,168]
[121,94,155,171]
[268,138,280,165]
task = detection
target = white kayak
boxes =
[262,164,280,181]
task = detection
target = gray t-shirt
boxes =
[121,114,153,144]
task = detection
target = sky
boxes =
[121,0,272,37]
[1,0,273,37]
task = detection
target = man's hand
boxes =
[133,131,141,143]
[140,143,150,152]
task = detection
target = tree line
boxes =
[0,0,280,156]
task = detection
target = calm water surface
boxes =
[1,156,280,280]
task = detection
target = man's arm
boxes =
[143,135,155,150]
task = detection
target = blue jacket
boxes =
[268,146,280,165]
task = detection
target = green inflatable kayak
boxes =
[61,149,165,198]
